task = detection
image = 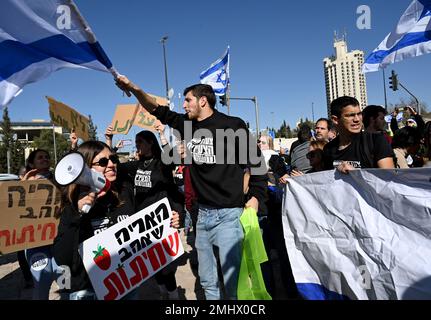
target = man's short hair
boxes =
[362,105,387,128]
[183,84,216,109]
[315,118,331,129]
[297,124,312,143]
[330,96,360,118]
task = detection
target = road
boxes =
[0,230,287,300]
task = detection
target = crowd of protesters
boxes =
[10,86,431,300]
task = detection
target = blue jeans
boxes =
[25,245,63,300]
[195,205,244,300]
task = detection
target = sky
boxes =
[6,0,431,147]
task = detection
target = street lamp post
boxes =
[229,96,260,137]
[160,36,170,102]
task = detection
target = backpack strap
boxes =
[361,132,375,168]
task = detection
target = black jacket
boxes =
[52,181,135,293]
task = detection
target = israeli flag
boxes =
[0,0,116,108]
[199,47,229,96]
[283,168,431,300]
[363,0,431,73]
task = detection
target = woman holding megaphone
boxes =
[52,141,180,300]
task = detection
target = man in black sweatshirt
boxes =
[116,75,267,300]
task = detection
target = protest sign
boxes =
[47,96,89,140]
[111,104,139,135]
[282,168,431,300]
[120,139,133,147]
[133,94,167,131]
[134,105,158,131]
[0,180,60,254]
[79,197,184,300]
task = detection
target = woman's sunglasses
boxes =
[92,154,120,167]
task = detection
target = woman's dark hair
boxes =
[60,141,120,215]
[392,126,422,149]
[136,130,162,160]
[26,149,50,171]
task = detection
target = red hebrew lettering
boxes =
[41,223,56,241]
[0,230,11,247]
[162,232,180,256]
[129,255,149,286]
[116,266,131,290]
[145,242,167,271]
[17,226,35,244]
[103,273,125,300]
[12,229,16,245]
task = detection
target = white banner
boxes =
[282,168,431,300]
[79,198,184,300]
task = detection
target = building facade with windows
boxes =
[323,36,368,117]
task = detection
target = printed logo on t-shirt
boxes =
[333,160,361,169]
[135,169,152,188]
[29,252,49,271]
[187,138,216,164]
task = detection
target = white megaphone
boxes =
[54,152,111,214]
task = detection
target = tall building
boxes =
[323,35,368,117]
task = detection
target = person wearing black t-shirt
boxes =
[115,75,267,300]
[119,130,184,300]
[323,96,394,172]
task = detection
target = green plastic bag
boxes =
[237,207,272,300]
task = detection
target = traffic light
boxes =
[219,94,228,106]
[389,70,399,91]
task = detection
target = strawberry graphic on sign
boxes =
[92,245,111,270]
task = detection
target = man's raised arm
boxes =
[115,75,160,113]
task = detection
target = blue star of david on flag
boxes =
[200,47,230,96]
[363,0,431,73]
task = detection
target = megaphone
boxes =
[54,152,111,213]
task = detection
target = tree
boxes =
[88,114,98,140]
[0,107,26,174]
[33,129,70,165]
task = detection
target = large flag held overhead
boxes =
[282,168,431,300]
[200,47,230,96]
[0,0,117,108]
[363,0,431,73]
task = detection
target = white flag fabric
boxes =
[0,0,116,108]
[199,47,229,96]
[282,168,431,300]
[363,0,431,73]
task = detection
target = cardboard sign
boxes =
[133,105,158,131]
[47,96,89,141]
[0,180,60,255]
[133,94,167,132]
[111,94,167,134]
[79,198,184,300]
[111,104,139,135]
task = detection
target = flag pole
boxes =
[67,0,119,79]
[382,68,388,111]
